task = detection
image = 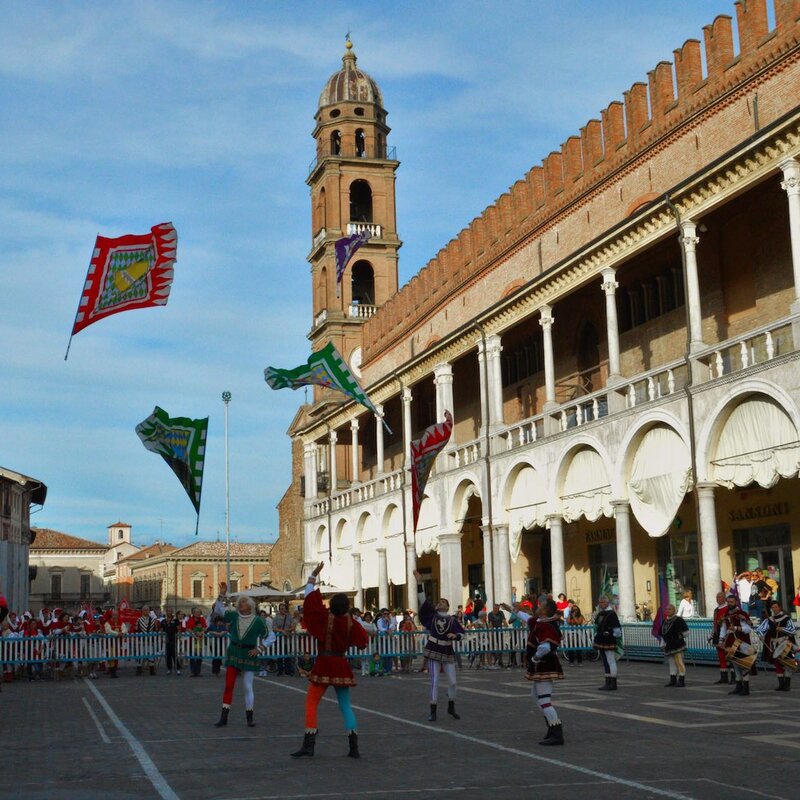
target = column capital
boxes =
[404,540,416,553]
[545,512,562,524]
[680,219,700,250]
[695,481,718,495]
[374,403,384,415]
[437,531,462,546]
[780,157,800,194]
[350,418,359,432]
[401,387,412,405]
[611,499,631,512]
[485,333,503,353]
[601,267,619,295]
[376,546,387,555]
[479,524,493,539]
[433,362,454,384]
[329,430,338,444]
[538,304,554,328]
[351,551,362,563]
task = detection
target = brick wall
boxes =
[273,437,306,590]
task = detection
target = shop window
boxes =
[588,543,618,604]
[733,525,795,612]
[656,532,702,611]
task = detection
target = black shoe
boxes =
[714,672,729,684]
[598,677,612,691]
[729,681,743,695]
[246,710,255,728]
[109,669,118,679]
[214,707,229,727]
[677,675,685,688]
[447,700,460,720]
[539,723,564,746]
[149,667,156,676]
[742,682,750,695]
[428,704,437,722]
[775,677,786,691]
[609,677,618,691]
[136,666,142,676]
[664,675,677,687]
[784,678,791,692]
[347,731,359,758]
[291,732,316,758]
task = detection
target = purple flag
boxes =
[335,230,371,284]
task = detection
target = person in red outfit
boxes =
[290,562,369,760]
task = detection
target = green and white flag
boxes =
[135,406,208,532]
[265,342,391,432]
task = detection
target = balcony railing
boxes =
[621,360,688,408]
[348,304,377,319]
[308,144,397,177]
[346,222,382,238]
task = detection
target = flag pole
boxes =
[65,235,99,361]
[222,391,232,587]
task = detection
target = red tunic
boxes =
[303,589,368,687]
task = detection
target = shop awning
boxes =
[712,397,800,489]
[506,466,547,562]
[629,426,691,537]
[560,448,612,523]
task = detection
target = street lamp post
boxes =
[222,391,232,588]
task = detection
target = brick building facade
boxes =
[279,3,800,617]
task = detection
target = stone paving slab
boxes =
[1,661,798,800]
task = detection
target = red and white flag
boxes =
[410,411,453,533]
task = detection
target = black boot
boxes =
[428,704,437,721]
[136,666,142,676]
[775,677,786,691]
[742,681,750,695]
[677,675,685,688]
[784,677,791,692]
[598,677,612,691]
[664,675,677,687]
[246,709,255,727]
[714,671,729,684]
[291,731,316,758]
[109,668,118,679]
[609,677,618,691]
[729,680,743,695]
[539,722,563,746]
[214,707,229,727]
[149,666,156,676]
[447,700,460,720]
[347,731,359,758]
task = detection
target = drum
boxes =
[725,639,757,671]
[772,638,799,673]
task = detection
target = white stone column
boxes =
[352,552,363,611]
[377,547,389,610]
[493,523,512,604]
[780,159,800,323]
[375,404,385,475]
[303,443,317,500]
[401,387,413,468]
[328,430,338,495]
[438,532,464,607]
[485,334,505,431]
[547,514,566,598]
[612,501,636,622]
[539,305,556,409]
[680,220,705,353]
[309,443,318,498]
[434,360,455,420]
[405,540,419,614]
[601,268,622,383]
[697,482,722,617]
[477,339,490,434]
[480,525,495,603]
[350,418,360,485]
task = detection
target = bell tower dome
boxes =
[307,38,401,385]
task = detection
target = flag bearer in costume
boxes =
[291,562,369,759]
[502,598,565,745]
[757,601,798,692]
[413,569,464,722]
[658,604,688,687]
[211,585,269,728]
[719,593,756,695]
[709,591,733,684]
[594,596,622,690]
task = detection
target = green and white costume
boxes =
[223,610,268,672]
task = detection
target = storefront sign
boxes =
[585,527,615,544]
[728,502,790,523]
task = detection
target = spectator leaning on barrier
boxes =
[135,606,159,677]
[187,607,207,677]
[358,611,377,677]
[272,602,296,677]
[207,614,228,677]
[398,610,416,673]
[376,608,397,675]
[566,605,586,665]
[162,608,182,676]
[487,603,506,669]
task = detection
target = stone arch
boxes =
[450,477,481,531]
[416,495,439,556]
[696,380,800,483]
[381,504,403,538]
[501,458,548,562]
[553,437,613,522]
[355,511,377,545]
[314,524,328,559]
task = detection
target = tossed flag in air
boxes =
[135,406,207,534]
[410,411,453,533]
[65,222,177,359]
[335,229,371,286]
[265,342,390,432]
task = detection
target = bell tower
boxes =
[307,38,401,385]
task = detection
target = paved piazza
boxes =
[2,661,798,800]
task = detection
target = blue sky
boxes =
[0,1,739,547]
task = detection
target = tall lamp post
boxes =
[222,391,232,588]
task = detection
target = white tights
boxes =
[667,653,685,676]
[429,661,457,703]
[243,670,255,708]
[533,680,559,725]
[601,650,618,677]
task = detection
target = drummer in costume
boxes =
[502,598,565,745]
[658,604,688,687]
[757,601,798,692]
[211,584,269,728]
[291,562,369,759]
[594,596,622,691]
[719,593,756,695]
[414,569,465,722]
[709,591,733,684]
